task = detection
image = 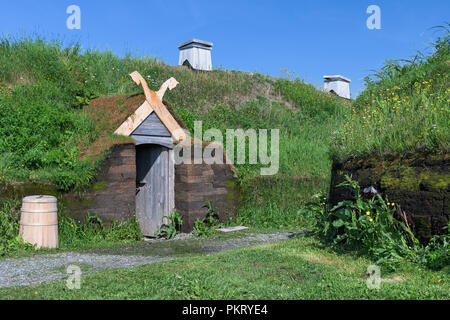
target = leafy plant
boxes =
[0,198,34,256]
[193,201,222,237]
[156,209,183,240]
[416,224,450,270]
[307,175,450,271]
[308,175,417,270]
[74,90,99,108]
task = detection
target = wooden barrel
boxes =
[19,195,59,249]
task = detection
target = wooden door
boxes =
[136,144,174,237]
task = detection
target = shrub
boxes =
[58,214,142,247]
[308,176,416,270]
[307,175,450,271]
[416,225,449,270]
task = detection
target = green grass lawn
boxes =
[1,235,448,300]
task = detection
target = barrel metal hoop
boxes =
[20,223,58,227]
[21,210,58,214]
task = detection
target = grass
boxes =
[0,235,448,300]
[331,27,450,159]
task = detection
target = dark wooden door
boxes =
[136,144,171,237]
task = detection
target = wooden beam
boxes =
[114,100,154,136]
[128,71,187,142]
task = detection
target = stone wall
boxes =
[329,151,449,244]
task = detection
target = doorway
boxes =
[135,144,174,237]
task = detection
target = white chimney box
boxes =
[178,39,213,71]
[323,75,351,99]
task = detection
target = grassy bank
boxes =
[0,37,347,190]
[332,28,449,159]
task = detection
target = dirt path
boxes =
[0,231,308,289]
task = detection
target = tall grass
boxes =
[331,28,450,159]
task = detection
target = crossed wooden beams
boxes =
[115,71,187,142]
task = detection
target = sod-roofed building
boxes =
[68,72,239,236]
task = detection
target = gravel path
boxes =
[0,231,308,289]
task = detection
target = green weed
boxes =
[193,201,224,237]
[307,175,449,272]
[0,198,34,256]
[156,209,183,240]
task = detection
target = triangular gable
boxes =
[131,112,171,137]
[114,71,187,142]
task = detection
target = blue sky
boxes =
[0,0,448,97]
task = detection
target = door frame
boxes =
[135,143,175,237]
